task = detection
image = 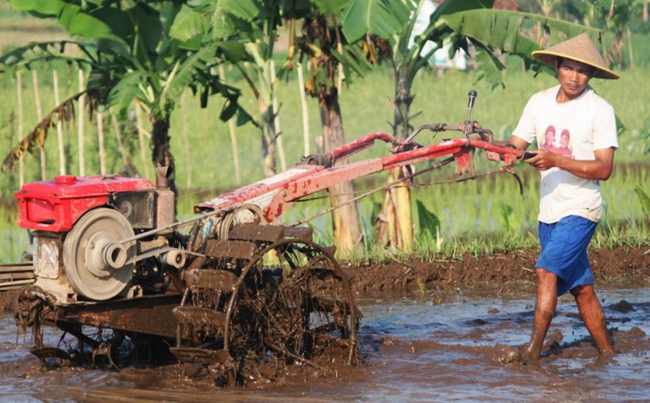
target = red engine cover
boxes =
[16,175,154,232]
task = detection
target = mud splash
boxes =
[1,288,649,401]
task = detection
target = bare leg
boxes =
[523,269,558,361]
[571,285,615,355]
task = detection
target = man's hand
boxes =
[525,149,559,171]
[525,147,615,180]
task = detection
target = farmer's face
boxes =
[557,59,592,98]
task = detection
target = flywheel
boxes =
[63,207,135,300]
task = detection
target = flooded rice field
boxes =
[1,287,649,402]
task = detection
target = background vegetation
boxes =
[0,1,648,263]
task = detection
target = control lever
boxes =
[464,90,478,138]
[467,90,477,119]
[522,151,538,160]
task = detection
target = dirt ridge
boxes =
[348,245,650,298]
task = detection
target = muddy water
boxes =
[1,288,649,402]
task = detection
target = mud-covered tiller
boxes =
[4,91,528,385]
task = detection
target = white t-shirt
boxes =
[513,85,618,224]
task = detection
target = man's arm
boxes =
[526,147,615,180]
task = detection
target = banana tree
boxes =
[578,0,634,67]
[175,0,310,177]
[339,0,597,251]
[1,0,247,195]
[295,0,386,253]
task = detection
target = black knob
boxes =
[467,90,478,109]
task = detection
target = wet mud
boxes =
[0,245,649,401]
[2,288,650,401]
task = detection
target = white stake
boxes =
[96,110,106,175]
[110,111,127,164]
[179,92,192,189]
[15,70,24,188]
[134,101,150,179]
[32,69,46,179]
[296,62,310,156]
[77,68,86,176]
[52,70,66,175]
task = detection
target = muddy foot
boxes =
[497,346,539,366]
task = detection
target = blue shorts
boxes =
[536,215,597,296]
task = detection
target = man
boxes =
[507,33,619,362]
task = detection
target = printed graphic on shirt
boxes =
[541,125,573,158]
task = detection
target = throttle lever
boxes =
[467,90,478,117]
[464,90,478,138]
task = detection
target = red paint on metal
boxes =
[328,132,404,162]
[454,149,473,175]
[196,165,323,212]
[16,176,154,232]
[197,135,526,222]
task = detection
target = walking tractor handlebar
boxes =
[190,89,530,225]
[12,88,532,303]
[9,88,535,378]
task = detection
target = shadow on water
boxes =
[0,288,649,402]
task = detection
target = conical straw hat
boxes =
[532,33,619,80]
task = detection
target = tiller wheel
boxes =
[224,239,359,369]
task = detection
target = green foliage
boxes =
[440,9,598,81]
[498,202,515,232]
[312,0,349,15]
[169,4,210,44]
[220,0,263,21]
[332,45,373,77]
[430,0,495,19]
[341,0,412,44]
[8,0,121,42]
[474,47,505,89]
[0,64,648,260]
[107,71,145,112]
[1,1,250,124]
[416,199,440,240]
[634,186,650,217]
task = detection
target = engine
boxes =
[16,175,177,303]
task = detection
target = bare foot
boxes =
[498,346,539,365]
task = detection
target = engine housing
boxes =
[16,175,166,303]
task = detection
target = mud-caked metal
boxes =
[10,120,530,384]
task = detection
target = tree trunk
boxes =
[319,88,362,254]
[270,61,286,172]
[218,65,241,184]
[378,66,414,252]
[258,96,277,178]
[151,114,176,195]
